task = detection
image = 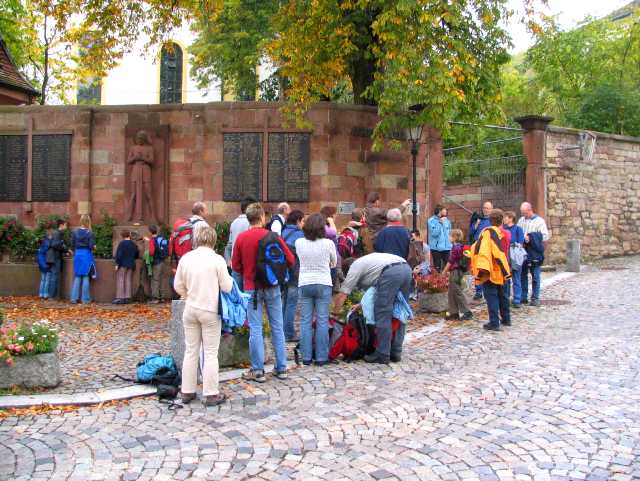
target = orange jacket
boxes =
[470,226,511,285]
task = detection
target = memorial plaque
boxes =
[32,134,72,202]
[268,133,310,202]
[0,135,27,202]
[223,133,262,201]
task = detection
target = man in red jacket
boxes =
[232,203,295,383]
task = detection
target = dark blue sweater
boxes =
[115,239,139,269]
[374,224,411,259]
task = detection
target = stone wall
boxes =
[0,102,428,230]
[545,126,640,263]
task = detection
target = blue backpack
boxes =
[135,354,178,384]
[37,238,51,273]
[255,232,290,287]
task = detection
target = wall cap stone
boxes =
[515,115,554,131]
[548,125,640,144]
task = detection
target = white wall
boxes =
[100,24,221,105]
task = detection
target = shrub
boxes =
[0,217,23,255]
[93,211,117,259]
[415,272,449,293]
[215,221,230,256]
[0,320,59,366]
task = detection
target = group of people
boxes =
[427,200,550,330]
[37,215,99,304]
[36,192,550,406]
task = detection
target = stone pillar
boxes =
[566,239,581,272]
[425,127,444,219]
[515,115,554,218]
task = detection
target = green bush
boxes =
[215,221,230,256]
[93,211,117,259]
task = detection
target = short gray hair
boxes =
[387,208,402,222]
[192,201,206,216]
[194,225,217,249]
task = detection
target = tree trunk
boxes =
[349,53,377,106]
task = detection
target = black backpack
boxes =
[266,215,285,233]
[255,232,290,287]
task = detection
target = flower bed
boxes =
[415,272,449,313]
[0,320,61,388]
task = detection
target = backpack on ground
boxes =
[154,237,169,261]
[337,227,358,259]
[266,214,284,234]
[135,354,180,385]
[169,217,202,260]
[329,308,374,362]
[37,238,51,273]
[255,232,290,287]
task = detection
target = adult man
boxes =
[363,192,411,239]
[47,219,68,300]
[333,253,412,364]
[232,203,295,382]
[470,209,511,331]
[427,204,452,271]
[374,209,411,259]
[189,202,210,249]
[268,202,291,236]
[469,200,493,299]
[517,202,550,307]
[224,197,254,269]
[174,226,233,407]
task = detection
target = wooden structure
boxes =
[0,35,39,105]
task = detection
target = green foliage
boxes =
[93,211,117,259]
[504,11,640,136]
[215,221,230,256]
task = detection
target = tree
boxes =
[504,10,640,136]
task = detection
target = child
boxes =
[113,230,139,304]
[145,225,169,303]
[503,211,525,308]
[441,229,472,321]
[37,230,53,299]
[410,230,431,276]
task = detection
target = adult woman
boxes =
[174,226,233,406]
[295,213,337,365]
[427,205,452,272]
[70,215,96,304]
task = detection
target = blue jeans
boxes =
[374,263,412,358]
[39,271,51,298]
[521,262,541,302]
[282,283,299,341]
[246,287,287,372]
[48,259,62,299]
[483,282,510,327]
[507,268,522,304]
[298,284,332,362]
[71,275,91,304]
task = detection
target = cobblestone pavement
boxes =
[1,258,639,481]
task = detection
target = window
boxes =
[160,43,183,104]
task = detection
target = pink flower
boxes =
[26,341,34,351]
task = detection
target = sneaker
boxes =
[531,299,540,307]
[483,323,501,332]
[364,353,390,364]
[445,313,460,321]
[242,369,266,383]
[314,359,338,366]
[511,302,521,309]
[521,299,529,304]
[502,320,512,326]
[273,369,288,380]
[148,299,160,305]
[473,294,483,301]
[202,393,226,407]
[390,354,402,363]
[180,392,196,404]
[302,360,313,366]
[460,311,473,321]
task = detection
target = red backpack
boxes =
[336,227,358,259]
[169,217,202,260]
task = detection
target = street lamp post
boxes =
[405,120,424,232]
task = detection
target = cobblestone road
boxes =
[1,258,639,481]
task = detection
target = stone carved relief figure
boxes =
[127,130,157,222]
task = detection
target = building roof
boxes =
[611,0,640,21]
[0,35,39,96]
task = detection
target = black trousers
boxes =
[431,250,450,272]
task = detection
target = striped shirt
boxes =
[295,238,337,287]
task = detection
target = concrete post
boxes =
[515,115,554,218]
[566,239,581,272]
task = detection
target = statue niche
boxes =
[126,130,157,222]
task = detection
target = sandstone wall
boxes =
[0,103,427,230]
[545,126,640,263]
